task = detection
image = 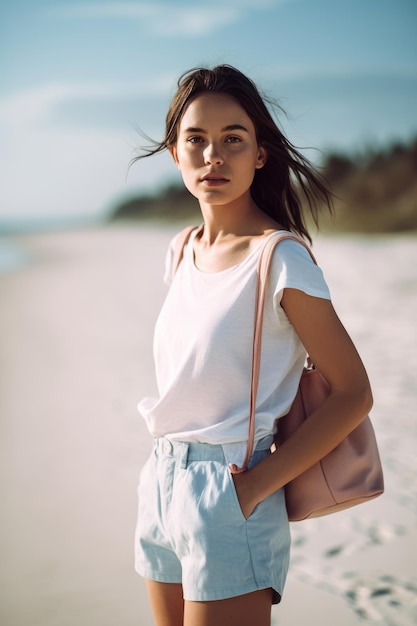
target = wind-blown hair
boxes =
[131,65,333,241]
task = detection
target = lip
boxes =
[201,173,229,186]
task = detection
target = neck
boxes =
[198,198,276,244]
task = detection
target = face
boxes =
[170,93,267,207]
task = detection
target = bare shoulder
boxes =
[247,222,285,251]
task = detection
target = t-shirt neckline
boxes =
[189,227,288,276]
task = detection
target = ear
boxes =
[255,145,267,169]
[169,146,180,168]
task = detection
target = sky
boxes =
[0,0,416,227]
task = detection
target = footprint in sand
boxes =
[344,574,417,625]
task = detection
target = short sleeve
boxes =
[270,239,331,310]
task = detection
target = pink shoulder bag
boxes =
[173,227,384,521]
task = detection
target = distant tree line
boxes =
[318,137,417,232]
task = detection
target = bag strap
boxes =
[170,225,200,281]
[230,233,317,473]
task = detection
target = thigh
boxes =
[184,588,272,626]
[145,580,184,626]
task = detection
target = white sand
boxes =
[1,224,416,626]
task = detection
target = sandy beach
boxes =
[1,223,416,625]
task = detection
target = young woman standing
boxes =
[133,65,373,626]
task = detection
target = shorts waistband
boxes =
[155,438,225,468]
[154,436,272,470]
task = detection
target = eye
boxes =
[225,136,242,144]
[187,136,204,144]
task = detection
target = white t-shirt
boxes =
[138,228,331,466]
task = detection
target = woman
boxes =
[133,65,373,626]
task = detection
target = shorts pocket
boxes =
[225,449,271,522]
[225,467,249,523]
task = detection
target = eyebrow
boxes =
[182,124,250,134]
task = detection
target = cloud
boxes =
[0,85,75,126]
[51,2,241,37]
[0,78,176,128]
[155,8,240,37]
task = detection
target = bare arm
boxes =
[232,288,373,518]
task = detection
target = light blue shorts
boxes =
[135,437,290,603]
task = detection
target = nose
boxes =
[203,142,224,165]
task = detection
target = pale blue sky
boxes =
[1,0,416,225]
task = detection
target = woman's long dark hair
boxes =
[131,65,333,242]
